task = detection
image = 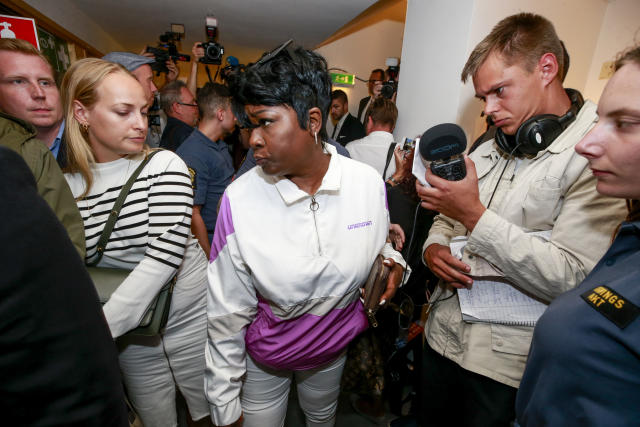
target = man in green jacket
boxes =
[0,38,68,168]
[0,112,85,258]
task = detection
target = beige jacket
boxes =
[423,100,627,388]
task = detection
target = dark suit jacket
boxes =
[357,96,371,123]
[334,113,365,146]
[0,146,128,426]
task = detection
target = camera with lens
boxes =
[199,16,225,65]
[381,57,399,100]
[200,41,224,65]
[146,28,190,75]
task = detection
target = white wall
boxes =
[318,0,636,144]
[24,0,125,54]
[456,0,608,142]
[393,0,475,142]
[315,19,405,123]
[583,0,640,103]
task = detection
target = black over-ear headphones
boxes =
[495,89,584,157]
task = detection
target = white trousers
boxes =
[117,244,210,427]
[242,353,347,427]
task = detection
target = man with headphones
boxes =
[411,13,627,427]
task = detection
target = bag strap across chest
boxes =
[87,150,161,266]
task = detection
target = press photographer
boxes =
[187,16,234,95]
[357,68,384,123]
[145,29,190,75]
[381,57,399,100]
[199,16,224,65]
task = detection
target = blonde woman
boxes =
[61,58,210,426]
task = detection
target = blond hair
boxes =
[614,45,640,71]
[365,97,398,128]
[0,38,52,69]
[61,58,147,197]
[461,13,564,83]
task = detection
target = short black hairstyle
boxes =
[227,45,331,141]
[331,89,348,104]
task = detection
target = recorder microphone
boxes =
[419,123,467,181]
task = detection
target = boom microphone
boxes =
[419,123,467,181]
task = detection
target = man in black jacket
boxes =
[357,68,384,123]
[330,89,365,146]
[159,80,199,151]
[0,146,128,426]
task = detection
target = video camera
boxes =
[381,57,399,99]
[199,16,225,65]
[146,27,190,74]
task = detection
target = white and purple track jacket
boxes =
[204,145,407,425]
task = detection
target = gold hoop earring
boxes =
[314,132,318,145]
[81,123,89,132]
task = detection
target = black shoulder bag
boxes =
[86,150,176,337]
[382,142,397,180]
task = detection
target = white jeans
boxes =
[117,244,209,427]
[242,353,347,427]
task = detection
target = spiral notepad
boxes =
[450,232,551,327]
[457,280,548,327]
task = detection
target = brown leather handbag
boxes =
[362,255,390,328]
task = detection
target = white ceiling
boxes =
[68,0,378,56]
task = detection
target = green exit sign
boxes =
[330,72,355,86]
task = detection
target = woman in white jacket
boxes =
[205,44,407,427]
[61,58,210,426]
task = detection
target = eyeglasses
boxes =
[177,101,198,107]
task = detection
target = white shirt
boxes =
[358,96,373,123]
[346,130,396,180]
[330,112,348,139]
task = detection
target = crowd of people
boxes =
[0,9,638,427]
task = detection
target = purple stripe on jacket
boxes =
[210,193,234,263]
[245,296,368,371]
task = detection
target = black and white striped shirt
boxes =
[65,150,197,337]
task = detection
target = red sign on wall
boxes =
[0,15,40,50]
